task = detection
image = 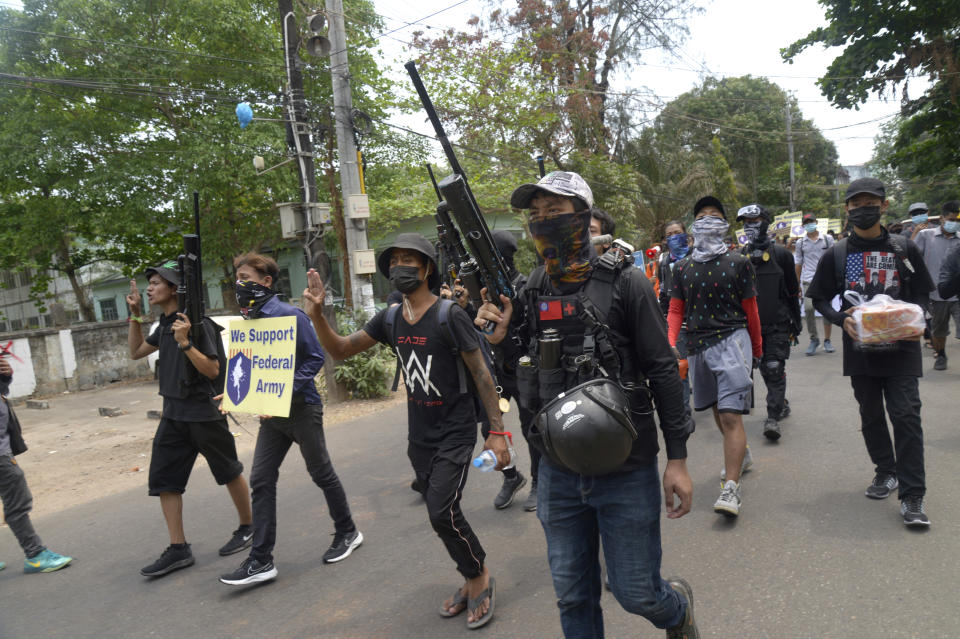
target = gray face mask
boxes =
[690,216,730,262]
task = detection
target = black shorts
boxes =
[148,418,244,496]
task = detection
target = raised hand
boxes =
[126,279,142,314]
[302,268,327,320]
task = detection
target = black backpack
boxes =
[384,298,499,397]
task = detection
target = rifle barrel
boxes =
[405,62,465,178]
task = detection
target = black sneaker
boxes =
[666,577,700,639]
[865,473,898,499]
[140,544,194,577]
[762,417,781,441]
[523,480,538,512]
[900,495,930,527]
[322,530,363,564]
[219,525,254,556]
[494,472,527,509]
[219,556,277,585]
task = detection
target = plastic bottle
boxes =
[472,447,516,472]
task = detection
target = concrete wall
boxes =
[0,321,152,398]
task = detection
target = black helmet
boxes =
[534,378,638,476]
[376,233,441,291]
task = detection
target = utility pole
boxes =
[325,0,375,317]
[786,98,796,212]
[277,0,344,401]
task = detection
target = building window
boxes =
[41,314,52,327]
[10,319,22,331]
[99,298,119,321]
[25,316,39,329]
[66,310,80,323]
[0,321,7,332]
[1,270,17,289]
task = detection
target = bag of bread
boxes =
[844,292,925,348]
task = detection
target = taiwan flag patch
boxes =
[539,300,562,320]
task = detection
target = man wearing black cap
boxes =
[913,200,960,370]
[737,204,802,441]
[805,177,934,527]
[668,196,762,519]
[794,213,835,355]
[303,233,508,629]
[127,263,253,577]
[477,172,699,638]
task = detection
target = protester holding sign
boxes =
[219,253,361,587]
[127,265,253,578]
[304,234,508,630]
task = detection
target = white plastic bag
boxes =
[843,292,925,345]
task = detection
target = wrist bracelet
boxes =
[488,430,512,438]
[178,342,193,352]
[127,315,147,324]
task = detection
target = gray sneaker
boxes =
[805,338,820,356]
[720,444,752,481]
[522,480,538,512]
[666,577,700,639]
[713,480,741,517]
[865,473,898,499]
[900,495,930,527]
[762,418,781,441]
[494,472,527,510]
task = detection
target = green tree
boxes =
[783,1,960,176]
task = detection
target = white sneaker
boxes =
[720,445,752,482]
[714,480,741,517]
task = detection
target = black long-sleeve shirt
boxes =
[510,264,689,465]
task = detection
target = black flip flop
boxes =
[466,577,496,630]
[439,588,468,618]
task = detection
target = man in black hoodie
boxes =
[805,178,934,527]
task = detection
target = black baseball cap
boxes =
[693,196,726,219]
[376,233,441,290]
[845,177,886,202]
[943,200,960,214]
[144,260,180,287]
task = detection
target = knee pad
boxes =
[761,359,785,380]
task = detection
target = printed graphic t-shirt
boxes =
[805,233,933,377]
[364,299,481,448]
[670,252,757,355]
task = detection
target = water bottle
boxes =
[472,447,516,472]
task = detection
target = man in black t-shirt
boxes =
[668,196,763,518]
[805,177,934,527]
[304,234,508,630]
[127,264,253,577]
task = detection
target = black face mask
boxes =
[389,265,423,294]
[235,280,276,319]
[848,205,882,230]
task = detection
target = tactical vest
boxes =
[515,254,650,417]
[743,244,792,328]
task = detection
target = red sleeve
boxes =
[741,297,763,357]
[667,297,685,347]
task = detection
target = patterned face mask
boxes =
[235,280,276,319]
[528,210,594,284]
[690,215,730,263]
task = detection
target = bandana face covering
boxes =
[529,210,593,284]
[742,220,769,246]
[690,215,730,263]
[235,280,277,319]
[666,233,689,261]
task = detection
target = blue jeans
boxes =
[537,460,687,638]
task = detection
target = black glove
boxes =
[752,356,761,369]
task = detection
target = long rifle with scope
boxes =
[406,61,518,327]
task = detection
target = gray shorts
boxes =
[929,300,957,338]
[688,328,753,414]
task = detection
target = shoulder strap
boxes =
[833,238,848,292]
[385,304,404,392]
[436,298,470,395]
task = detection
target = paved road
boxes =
[2,339,959,638]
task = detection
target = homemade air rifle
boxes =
[427,164,462,291]
[406,61,517,329]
